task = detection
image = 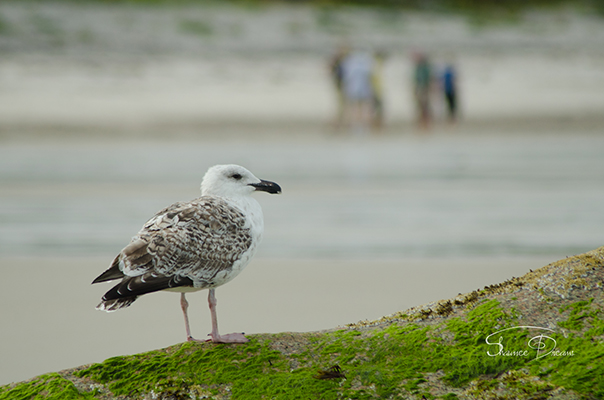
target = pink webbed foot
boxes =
[206,332,249,344]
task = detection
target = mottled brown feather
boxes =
[93,196,253,307]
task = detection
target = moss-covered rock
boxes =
[3,247,604,399]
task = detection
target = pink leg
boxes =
[181,293,201,342]
[207,288,248,344]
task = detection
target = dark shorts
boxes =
[445,91,457,114]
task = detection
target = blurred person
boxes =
[412,52,433,131]
[442,62,459,124]
[328,44,349,131]
[341,50,374,135]
[371,50,387,133]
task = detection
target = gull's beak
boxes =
[249,179,282,194]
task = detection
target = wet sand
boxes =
[0,255,553,385]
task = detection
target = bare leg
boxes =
[207,288,248,343]
[180,293,200,342]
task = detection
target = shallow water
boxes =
[1,131,603,260]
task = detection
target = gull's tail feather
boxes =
[96,297,137,312]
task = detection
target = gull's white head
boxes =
[201,164,281,198]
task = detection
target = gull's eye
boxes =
[231,173,243,180]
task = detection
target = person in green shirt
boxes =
[413,52,433,131]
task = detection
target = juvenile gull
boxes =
[92,164,281,343]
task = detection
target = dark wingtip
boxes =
[92,270,119,284]
[92,263,124,284]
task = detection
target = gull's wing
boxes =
[93,197,252,310]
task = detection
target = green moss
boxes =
[0,373,98,400]
[529,298,604,397]
[558,298,597,331]
[6,297,603,399]
[76,340,339,399]
[73,298,600,398]
[77,299,525,398]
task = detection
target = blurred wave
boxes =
[1,134,603,259]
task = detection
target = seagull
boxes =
[92,164,281,344]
